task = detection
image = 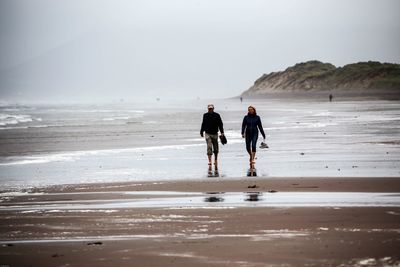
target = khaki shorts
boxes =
[205,133,219,155]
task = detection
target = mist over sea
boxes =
[0,98,399,190]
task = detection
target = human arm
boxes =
[200,114,205,137]
[241,116,246,138]
[257,116,266,139]
[218,114,224,134]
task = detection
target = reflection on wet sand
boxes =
[204,192,225,202]
[1,191,400,211]
[245,192,263,202]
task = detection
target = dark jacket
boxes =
[200,112,224,135]
[241,113,266,139]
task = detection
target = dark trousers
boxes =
[245,131,258,153]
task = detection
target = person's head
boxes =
[248,105,256,115]
[207,104,214,113]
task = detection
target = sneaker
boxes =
[259,142,269,149]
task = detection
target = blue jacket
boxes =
[241,114,266,139]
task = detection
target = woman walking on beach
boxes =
[241,106,266,167]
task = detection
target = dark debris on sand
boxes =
[87,241,103,246]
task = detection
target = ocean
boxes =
[0,98,399,190]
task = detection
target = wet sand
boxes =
[41,176,400,193]
[1,177,400,266]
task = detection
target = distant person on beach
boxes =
[241,105,266,167]
[329,94,333,102]
[240,97,243,103]
[200,104,224,169]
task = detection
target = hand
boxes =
[201,133,204,137]
[242,134,245,138]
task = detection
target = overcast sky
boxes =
[0,0,399,102]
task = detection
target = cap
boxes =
[207,104,214,109]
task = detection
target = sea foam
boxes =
[0,114,34,126]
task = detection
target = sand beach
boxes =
[1,177,400,266]
[2,0,400,265]
[1,99,400,266]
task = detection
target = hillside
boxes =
[241,61,400,98]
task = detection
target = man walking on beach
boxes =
[200,104,224,170]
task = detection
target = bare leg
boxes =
[249,151,256,169]
[208,155,212,166]
[214,153,218,170]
